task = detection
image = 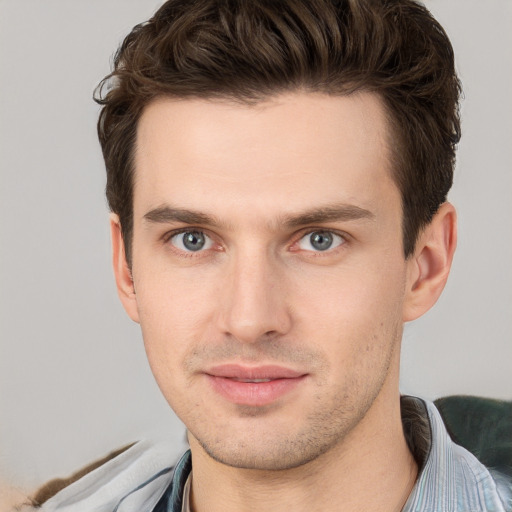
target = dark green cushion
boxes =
[435,395,512,477]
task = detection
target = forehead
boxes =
[133,92,398,222]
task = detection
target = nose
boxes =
[217,248,292,344]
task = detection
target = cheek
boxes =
[291,261,406,363]
[135,258,219,323]
[133,264,221,376]
[294,260,406,321]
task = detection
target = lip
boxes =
[205,364,307,406]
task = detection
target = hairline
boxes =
[121,87,414,265]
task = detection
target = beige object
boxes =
[0,483,32,511]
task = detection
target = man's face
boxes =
[124,92,414,470]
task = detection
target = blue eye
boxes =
[170,231,213,252]
[298,231,345,252]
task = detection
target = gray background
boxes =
[1,0,511,491]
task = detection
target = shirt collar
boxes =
[402,396,508,512]
[153,396,509,512]
[152,450,192,512]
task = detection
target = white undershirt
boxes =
[181,472,192,512]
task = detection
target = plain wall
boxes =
[1,0,511,491]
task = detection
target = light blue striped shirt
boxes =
[40,397,512,511]
[403,397,511,512]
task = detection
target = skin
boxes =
[0,483,30,511]
[112,92,456,512]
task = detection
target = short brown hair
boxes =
[95,0,461,263]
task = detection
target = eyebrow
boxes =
[144,206,220,226]
[281,204,375,228]
[143,202,375,229]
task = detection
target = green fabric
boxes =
[434,395,512,477]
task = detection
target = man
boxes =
[22,0,511,511]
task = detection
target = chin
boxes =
[202,443,328,471]
[191,420,349,472]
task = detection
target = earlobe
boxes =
[403,202,457,322]
[110,214,140,323]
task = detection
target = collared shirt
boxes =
[401,397,511,511]
[180,474,192,512]
[39,397,512,512]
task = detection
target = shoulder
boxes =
[434,395,512,479]
[403,395,512,511]
[435,394,512,508]
[23,440,186,511]
[29,443,135,508]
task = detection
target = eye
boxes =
[297,231,345,252]
[169,231,213,252]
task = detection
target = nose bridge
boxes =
[220,243,290,343]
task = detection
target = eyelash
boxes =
[162,228,219,258]
[162,228,350,257]
[290,228,349,255]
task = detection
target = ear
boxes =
[110,214,140,323]
[403,202,457,322]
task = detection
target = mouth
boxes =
[204,364,308,406]
[229,378,273,383]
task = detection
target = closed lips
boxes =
[205,364,306,380]
[205,365,308,406]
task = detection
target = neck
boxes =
[188,393,418,512]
